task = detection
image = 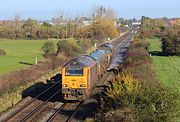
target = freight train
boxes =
[61,43,114,100]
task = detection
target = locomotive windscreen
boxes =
[65,67,83,76]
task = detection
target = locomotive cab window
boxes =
[65,67,83,76]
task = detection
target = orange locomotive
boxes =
[61,43,114,100]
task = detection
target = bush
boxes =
[98,74,179,122]
[0,49,6,56]
[129,39,150,51]
[57,39,83,57]
[77,39,97,51]
[96,37,179,121]
[125,40,152,68]
[161,27,180,56]
[41,41,57,58]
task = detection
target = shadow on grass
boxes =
[19,62,33,66]
[150,51,163,56]
[150,51,176,57]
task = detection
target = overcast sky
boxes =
[0,0,179,20]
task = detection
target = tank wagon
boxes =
[97,43,114,64]
[62,43,114,100]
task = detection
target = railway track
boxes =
[47,101,83,122]
[107,31,135,72]
[3,81,61,122]
[1,32,135,122]
[111,34,128,46]
[44,33,135,122]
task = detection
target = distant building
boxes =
[168,18,180,26]
[83,20,93,27]
[125,24,129,27]
[169,20,177,26]
[132,22,141,26]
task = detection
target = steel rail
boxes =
[20,88,62,122]
[47,103,68,122]
[66,101,83,122]
[5,81,61,121]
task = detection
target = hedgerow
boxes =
[96,38,179,122]
[56,38,99,57]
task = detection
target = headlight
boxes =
[63,84,68,87]
[80,84,86,87]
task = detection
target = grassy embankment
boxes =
[148,38,180,91]
[0,68,60,113]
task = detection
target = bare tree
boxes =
[14,14,22,39]
[105,8,117,20]
[90,5,116,20]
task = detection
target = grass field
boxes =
[0,39,46,75]
[148,38,180,91]
[148,38,180,121]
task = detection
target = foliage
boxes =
[89,18,118,40]
[23,18,39,39]
[125,39,152,69]
[96,37,179,122]
[98,75,179,122]
[139,17,166,39]
[0,9,118,40]
[161,26,180,56]
[77,39,96,51]
[56,38,83,57]
[0,49,6,56]
[107,74,140,99]
[75,18,118,40]
[75,27,90,39]
[41,41,57,58]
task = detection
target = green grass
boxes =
[0,39,46,74]
[149,38,180,121]
[148,38,180,91]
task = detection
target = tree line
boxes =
[139,16,166,39]
[139,16,180,56]
[0,6,119,40]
